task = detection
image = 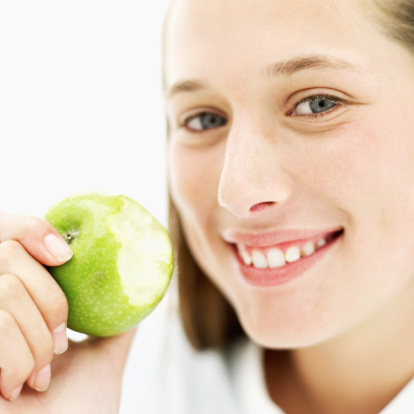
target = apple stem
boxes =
[64,229,79,245]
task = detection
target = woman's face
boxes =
[165,0,414,348]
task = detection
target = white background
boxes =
[1,1,173,409]
[0,1,171,227]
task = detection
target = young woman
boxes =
[2,0,414,412]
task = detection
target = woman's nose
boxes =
[217,117,291,218]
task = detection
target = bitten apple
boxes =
[45,193,173,337]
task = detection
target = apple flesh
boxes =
[45,193,174,337]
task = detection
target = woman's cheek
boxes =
[168,140,224,219]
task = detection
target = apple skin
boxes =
[45,193,174,337]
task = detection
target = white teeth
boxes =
[301,241,315,257]
[316,238,326,248]
[237,235,331,269]
[285,246,301,263]
[251,250,268,269]
[238,245,252,266]
[267,248,286,268]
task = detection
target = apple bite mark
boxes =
[106,196,174,309]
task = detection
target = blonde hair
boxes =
[166,0,414,351]
[371,0,414,55]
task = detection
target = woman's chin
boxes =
[238,316,338,350]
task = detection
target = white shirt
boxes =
[120,296,414,414]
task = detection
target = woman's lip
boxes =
[230,230,343,287]
[222,227,344,247]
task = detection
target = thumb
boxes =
[0,212,73,266]
[86,328,138,374]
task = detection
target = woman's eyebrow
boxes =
[167,79,207,99]
[263,55,363,78]
[167,55,362,99]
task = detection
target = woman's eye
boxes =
[184,112,227,131]
[293,95,341,116]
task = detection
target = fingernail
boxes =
[53,322,68,354]
[33,364,51,392]
[9,384,23,401]
[44,234,73,262]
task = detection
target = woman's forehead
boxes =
[163,0,388,89]
[165,0,369,36]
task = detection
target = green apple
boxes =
[45,193,173,337]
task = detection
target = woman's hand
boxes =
[0,212,136,413]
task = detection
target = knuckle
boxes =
[0,239,25,260]
[0,310,35,380]
[0,309,15,332]
[33,335,54,369]
[46,289,69,322]
[21,353,35,375]
[0,274,24,303]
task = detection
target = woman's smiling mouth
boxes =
[225,228,344,286]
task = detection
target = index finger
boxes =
[0,212,73,266]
